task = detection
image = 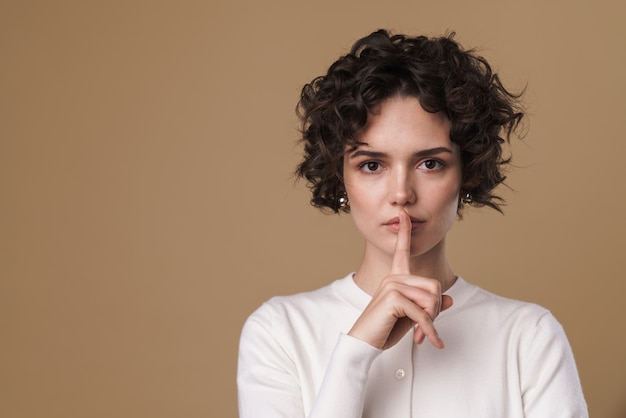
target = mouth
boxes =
[383,216,425,232]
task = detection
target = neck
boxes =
[353,238,456,296]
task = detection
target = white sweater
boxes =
[237,274,587,417]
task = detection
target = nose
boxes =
[389,168,417,206]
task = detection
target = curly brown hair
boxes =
[295,29,524,215]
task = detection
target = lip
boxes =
[383,216,425,232]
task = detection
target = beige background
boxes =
[1,0,625,417]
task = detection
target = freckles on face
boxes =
[341,96,462,258]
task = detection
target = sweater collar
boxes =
[332,272,477,318]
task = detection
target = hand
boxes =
[348,208,453,350]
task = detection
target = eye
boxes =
[358,161,382,173]
[419,159,444,171]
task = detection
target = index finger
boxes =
[390,208,411,274]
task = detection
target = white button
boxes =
[394,368,406,380]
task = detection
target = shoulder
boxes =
[241,274,361,338]
[239,274,363,365]
[444,278,573,364]
[251,278,347,320]
[461,278,552,324]
[446,278,564,343]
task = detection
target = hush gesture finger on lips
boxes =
[348,208,453,350]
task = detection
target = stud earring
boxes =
[338,193,350,210]
[461,192,473,204]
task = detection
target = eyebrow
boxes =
[347,146,454,159]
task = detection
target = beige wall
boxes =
[2,1,625,417]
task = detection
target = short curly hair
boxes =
[295,29,524,215]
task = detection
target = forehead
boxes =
[355,96,453,151]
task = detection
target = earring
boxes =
[461,192,473,204]
[338,193,350,210]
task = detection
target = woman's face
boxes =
[343,95,462,262]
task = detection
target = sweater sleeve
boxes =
[308,334,381,418]
[520,312,588,418]
[237,305,381,418]
[237,307,304,418]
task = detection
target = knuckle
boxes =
[427,327,439,337]
[412,307,429,322]
[381,275,393,285]
[433,280,442,294]
[428,293,440,306]
[383,289,403,304]
[424,278,441,295]
[420,321,436,334]
[380,275,398,289]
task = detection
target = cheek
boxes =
[345,184,382,231]
[345,177,383,205]
[346,187,376,219]
[431,182,461,223]
[446,188,461,214]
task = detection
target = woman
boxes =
[237,29,587,417]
